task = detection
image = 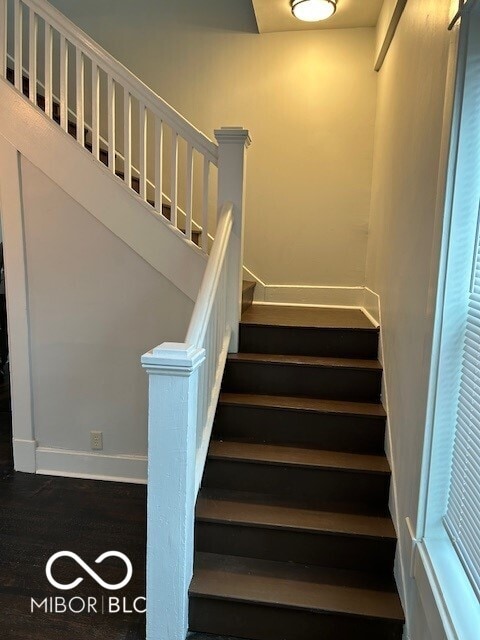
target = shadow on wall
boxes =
[49,0,259,34]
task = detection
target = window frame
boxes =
[417,3,480,638]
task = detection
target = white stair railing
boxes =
[142,128,250,640]
[0,0,220,248]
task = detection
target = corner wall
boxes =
[48,0,378,300]
[365,0,458,637]
[3,152,193,482]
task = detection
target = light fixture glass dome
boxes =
[291,0,337,22]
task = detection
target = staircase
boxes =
[0,1,405,638]
[190,304,404,640]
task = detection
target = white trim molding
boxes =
[0,134,36,473]
[35,447,147,484]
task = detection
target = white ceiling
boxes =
[252,0,384,33]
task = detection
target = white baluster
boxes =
[154,118,163,214]
[28,10,37,104]
[185,143,193,241]
[76,49,84,145]
[0,0,6,77]
[201,159,210,252]
[92,62,99,159]
[171,132,178,227]
[108,75,116,172]
[123,90,131,188]
[59,35,68,131]
[44,22,52,117]
[139,101,147,199]
[14,0,22,91]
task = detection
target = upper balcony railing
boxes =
[0,0,222,249]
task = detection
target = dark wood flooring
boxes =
[0,472,238,640]
[0,473,146,639]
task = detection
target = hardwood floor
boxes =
[0,473,146,639]
[0,472,238,640]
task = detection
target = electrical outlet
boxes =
[90,431,103,451]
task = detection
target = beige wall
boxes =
[49,0,377,289]
[21,157,192,459]
[366,0,457,637]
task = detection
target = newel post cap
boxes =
[141,342,205,375]
[214,127,252,148]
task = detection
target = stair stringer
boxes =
[0,76,207,302]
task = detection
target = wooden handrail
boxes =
[185,203,233,347]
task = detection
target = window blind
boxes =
[444,208,480,599]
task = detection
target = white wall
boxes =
[20,157,192,478]
[48,0,378,296]
[366,0,457,637]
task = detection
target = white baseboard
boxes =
[13,438,36,472]
[363,287,381,326]
[35,447,147,484]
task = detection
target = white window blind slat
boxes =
[445,210,480,601]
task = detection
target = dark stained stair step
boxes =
[189,553,404,640]
[196,490,396,573]
[203,441,390,510]
[222,353,382,403]
[240,305,379,359]
[214,393,387,454]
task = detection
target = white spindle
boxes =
[108,75,116,172]
[75,49,84,145]
[171,132,178,227]
[92,62,99,159]
[185,143,193,241]
[202,159,210,252]
[28,10,37,104]
[59,35,68,131]
[154,118,163,214]
[0,0,6,77]
[14,0,22,91]
[139,102,147,200]
[44,22,52,117]
[123,90,131,188]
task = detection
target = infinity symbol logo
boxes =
[46,551,133,591]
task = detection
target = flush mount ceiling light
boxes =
[291,0,337,22]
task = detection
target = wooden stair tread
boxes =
[191,553,404,621]
[208,441,390,474]
[241,305,377,331]
[196,490,395,539]
[227,352,382,370]
[219,392,386,418]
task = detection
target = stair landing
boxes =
[241,304,375,329]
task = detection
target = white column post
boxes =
[214,127,251,353]
[142,342,205,640]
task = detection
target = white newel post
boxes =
[215,127,251,352]
[142,343,205,640]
